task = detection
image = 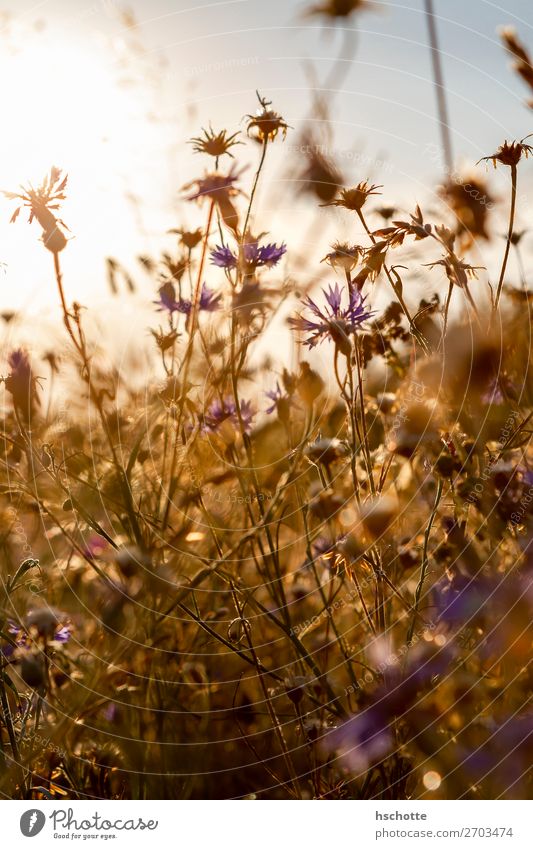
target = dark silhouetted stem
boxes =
[494,163,517,313]
[425,0,454,174]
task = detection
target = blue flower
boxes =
[155,282,221,315]
[288,282,373,350]
[210,245,237,268]
[210,239,286,272]
[203,397,254,433]
[155,282,180,313]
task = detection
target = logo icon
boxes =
[20,810,46,837]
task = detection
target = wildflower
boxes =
[8,608,72,646]
[150,327,180,353]
[155,282,221,315]
[265,382,294,424]
[305,0,372,21]
[189,283,222,314]
[358,495,398,538]
[304,437,348,465]
[4,167,68,253]
[183,168,242,233]
[321,242,364,273]
[189,125,242,159]
[210,237,286,273]
[297,139,343,203]
[168,227,204,250]
[439,174,493,242]
[375,205,397,221]
[426,255,484,290]
[478,137,533,169]
[245,92,289,144]
[324,705,395,773]
[159,251,189,286]
[322,181,382,212]
[296,361,325,405]
[4,348,40,422]
[288,282,373,353]
[155,282,180,313]
[203,397,254,433]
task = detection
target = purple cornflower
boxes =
[195,283,222,313]
[203,397,254,433]
[210,239,286,272]
[288,282,373,351]
[155,282,221,315]
[265,382,295,423]
[155,282,179,313]
[210,245,236,268]
[4,610,72,656]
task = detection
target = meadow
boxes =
[0,0,532,800]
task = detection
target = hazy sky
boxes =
[0,0,531,327]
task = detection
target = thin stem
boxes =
[406,477,443,650]
[241,138,268,241]
[494,163,517,313]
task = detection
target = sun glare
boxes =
[0,28,159,312]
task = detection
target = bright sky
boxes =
[0,0,531,328]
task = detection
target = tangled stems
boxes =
[405,477,443,653]
[52,251,143,548]
[159,200,215,535]
[494,163,517,314]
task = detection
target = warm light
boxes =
[185,531,205,542]
[423,770,442,791]
[0,24,162,313]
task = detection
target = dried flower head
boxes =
[169,227,204,250]
[322,181,382,212]
[246,92,289,144]
[296,361,325,405]
[4,167,69,253]
[478,137,533,169]
[297,138,344,203]
[305,0,372,21]
[439,174,494,242]
[426,255,484,290]
[322,241,365,273]
[189,125,242,159]
[265,382,296,424]
[183,168,243,233]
